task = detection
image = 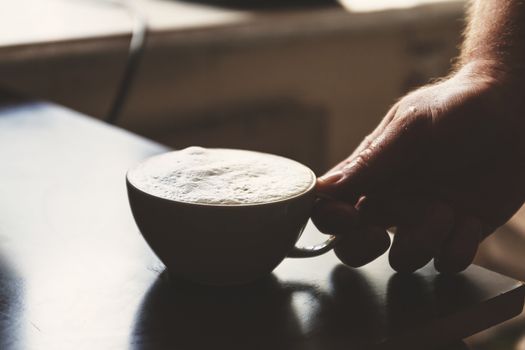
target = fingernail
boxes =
[318,171,344,184]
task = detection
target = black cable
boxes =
[104,1,148,125]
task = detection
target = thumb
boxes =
[317,110,431,202]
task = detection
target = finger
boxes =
[311,199,359,236]
[434,217,481,274]
[311,199,390,267]
[334,226,391,268]
[323,103,400,175]
[389,202,454,273]
[318,108,432,202]
[356,194,428,228]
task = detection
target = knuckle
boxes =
[343,153,370,174]
[362,134,375,146]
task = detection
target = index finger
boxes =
[317,107,431,203]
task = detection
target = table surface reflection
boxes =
[0,101,523,350]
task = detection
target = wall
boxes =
[0,3,465,170]
[116,3,464,170]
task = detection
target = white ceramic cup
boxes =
[126,149,339,286]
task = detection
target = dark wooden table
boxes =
[0,100,523,349]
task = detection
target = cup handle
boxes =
[287,235,341,258]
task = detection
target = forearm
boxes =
[459,0,525,79]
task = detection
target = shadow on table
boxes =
[130,266,478,350]
[130,272,307,350]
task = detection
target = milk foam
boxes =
[128,147,314,205]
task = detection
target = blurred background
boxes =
[1,0,524,348]
[0,0,464,173]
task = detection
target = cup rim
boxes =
[126,150,317,208]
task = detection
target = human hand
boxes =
[313,62,525,273]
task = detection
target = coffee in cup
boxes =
[126,147,338,285]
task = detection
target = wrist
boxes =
[454,57,525,86]
[455,59,525,93]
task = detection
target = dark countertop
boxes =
[0,99,522,349]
